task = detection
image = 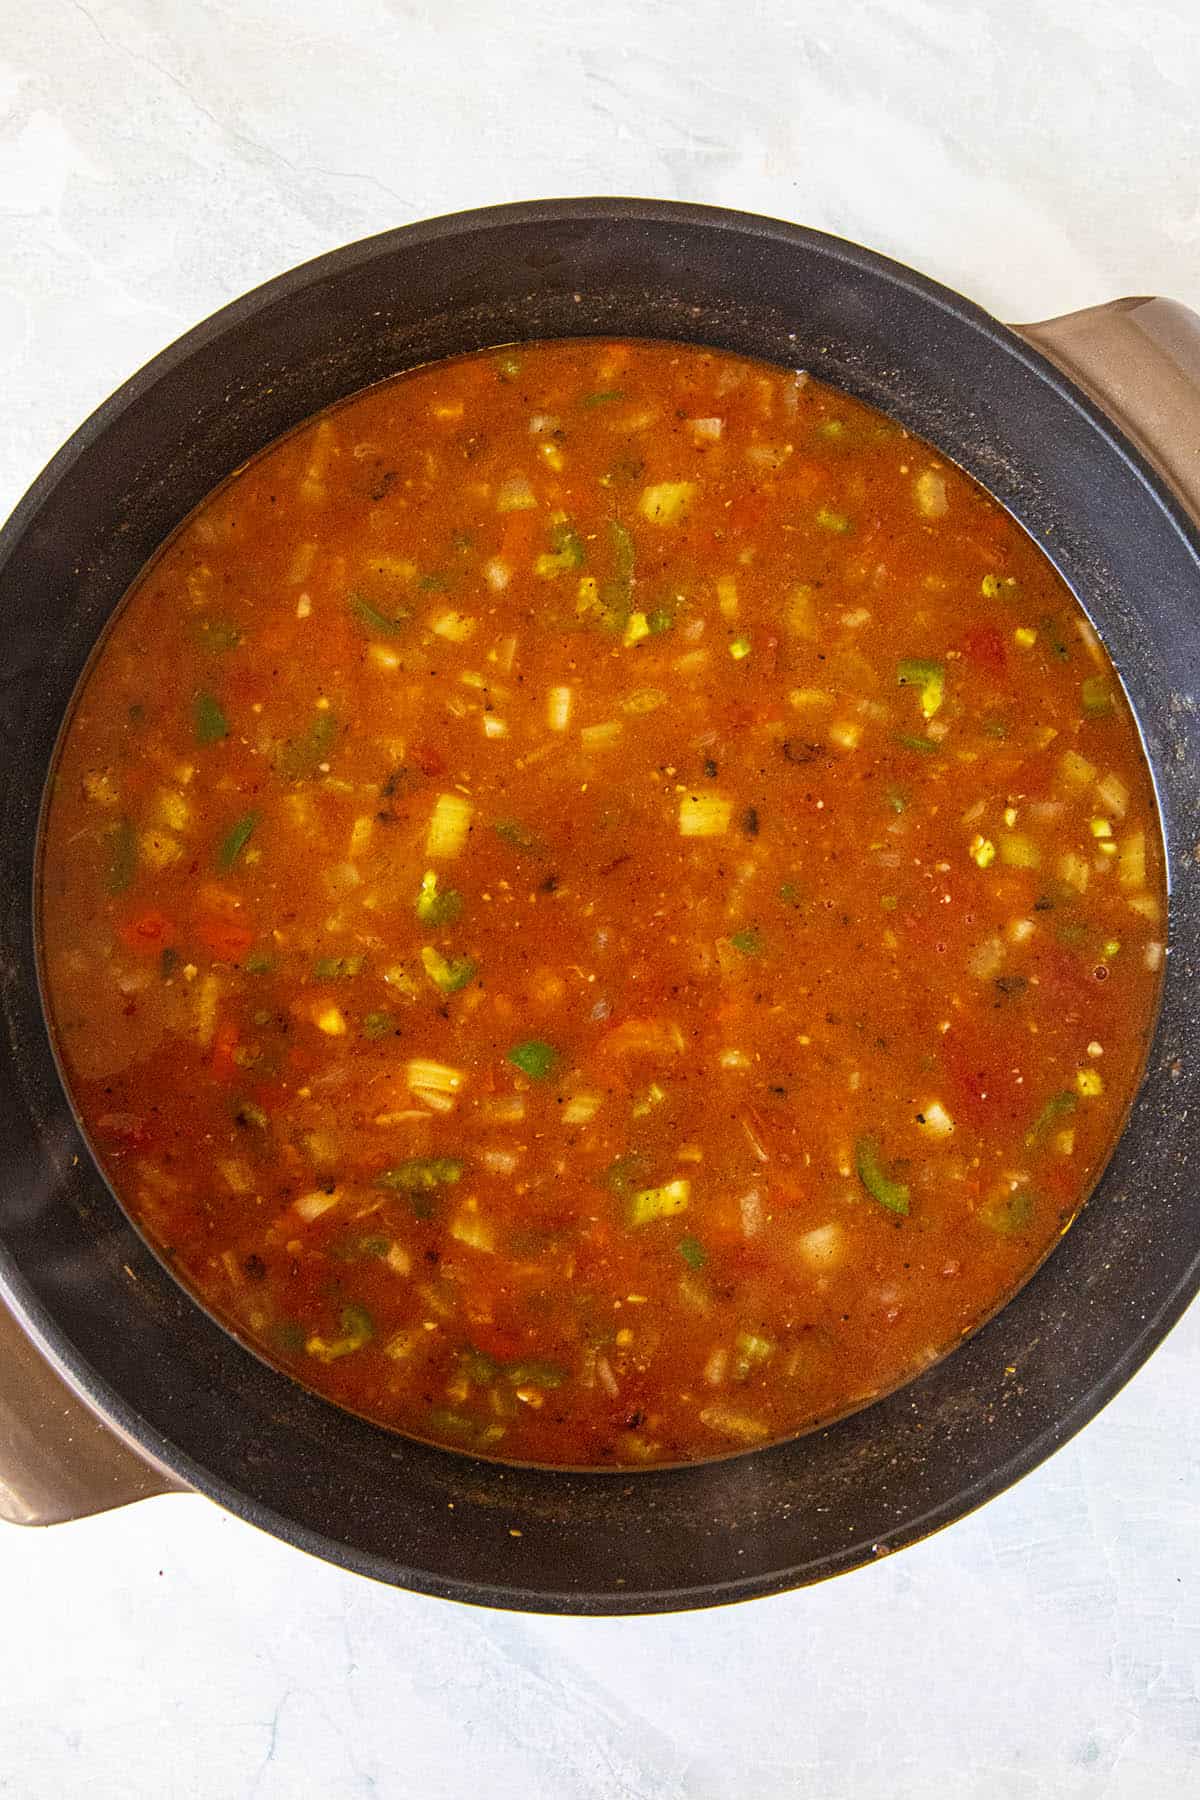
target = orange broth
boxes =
[39,339,1165,1466]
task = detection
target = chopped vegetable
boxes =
[416,870,464,927]
[1026,1091,1077,1146]
[406,1058,464,1094]
[311,954,364,980]
[733,1331,773,1381]
[493,818,545,855]
[426,792,473,858]
[628,1179,690,1226]
[535,516,586,578]
[306,1303,374,1363]
[349,591,410,635]
[978,1187,1035,1236]
[279,712,338,780]
[193,692,229,744]
[730,927,763,956]
[678,1234,707,1270]
[897,658,945,719]
[216,811,258,871]
[421,944,477,994]
[981,573,1018,600]
[497,475,536,513]
[855,1136,910,1216]
[508,1040,559,1081]
[914,469,948,518]
[105,817,137,895]
[639,482,696,524]
[679,793,732,836]
[1082,675,1114,717]
[377,1156,465,1191]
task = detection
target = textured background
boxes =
[1,2,1197,1794]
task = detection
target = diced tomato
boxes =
[96,1112,152,1151]
[411,743,446,778]
[196,916,255,960]
[211,1018,240,1083]
[117,910,174,955]
[959,626,1007,675]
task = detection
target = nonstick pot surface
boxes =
[1,200,1198,1613]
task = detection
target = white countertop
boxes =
[1,3,1197,1793]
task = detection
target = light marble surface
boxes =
[1,2,1197,1794]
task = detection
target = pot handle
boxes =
[1014,296,1200,522]
[0,1293,180,1525]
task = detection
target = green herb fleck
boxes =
[348,591,410,635]
[193,691,229,744]
[1026,1090,1078,1147]
[730,927,764,957]
[679,1235,708,1270]
[279,712,338,780]
[978,1187,1036,1235]
[493,819,545,855]
[311,955,365,981]
[508,1039,559,1081]
[196,618,242,653]
[105,817,137,895]
[415,870,464,928]
[216,811,258,871]
[377,1156,465,1192]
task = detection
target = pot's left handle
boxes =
[0,1295,181,1525]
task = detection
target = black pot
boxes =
[2,200,1198,1614]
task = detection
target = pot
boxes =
[1,200,1198,1614]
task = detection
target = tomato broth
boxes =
[40,340,1165,1466]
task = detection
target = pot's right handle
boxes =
[1015,296,1200,523]
[0,1293,180,1526]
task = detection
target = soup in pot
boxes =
[40,339,1165,1465]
